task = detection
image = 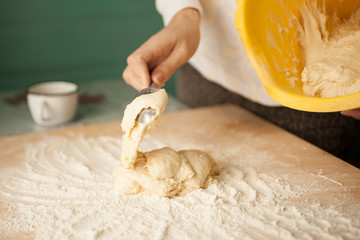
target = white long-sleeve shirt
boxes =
[156,0,280,106]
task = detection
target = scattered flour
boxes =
[0,136,359,239]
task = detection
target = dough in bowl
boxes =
[298,2,360,97]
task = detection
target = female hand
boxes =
[341,108,360,120]
[122,8,201,90]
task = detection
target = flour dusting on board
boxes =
[0,136,359,239]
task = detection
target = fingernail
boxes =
[152,71,165,84]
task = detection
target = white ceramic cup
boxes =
[27,81,79,127]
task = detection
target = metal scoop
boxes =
[135,82,160,124]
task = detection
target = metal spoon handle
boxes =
[134,81,160,98]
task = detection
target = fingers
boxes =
[122,56,150,90]
[150,11,200,86]
[341,108,360,120]
[122,31,174,90]
[151,45,190,86]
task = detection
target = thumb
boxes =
[341,109,360,120]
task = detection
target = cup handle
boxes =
[41,101,51,122]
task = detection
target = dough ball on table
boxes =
[112,148,220,197]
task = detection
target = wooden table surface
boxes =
[0,104,359,239]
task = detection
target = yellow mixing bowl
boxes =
[235,0,360,112]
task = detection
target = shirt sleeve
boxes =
[155,0,203,25]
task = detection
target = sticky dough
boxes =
[298,2,360,98]
[112,89,220,197]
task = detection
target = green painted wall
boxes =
[0,0,176,95]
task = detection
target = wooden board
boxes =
[0,104,359,238]
[1,104,359,204]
